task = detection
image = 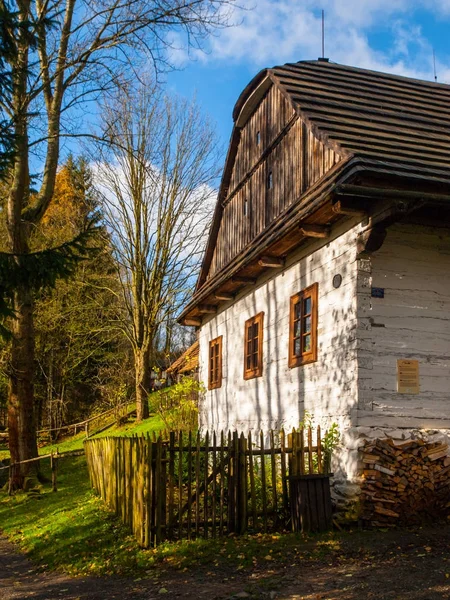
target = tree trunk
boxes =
[135,348,150,421]
[7,286,39,489]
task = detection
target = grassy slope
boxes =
[0,413,166,576]
[42,413,166,455]
[0,456,147,576]
[0,413,166,460]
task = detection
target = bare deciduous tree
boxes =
[94,83,218,421]
[2,0,235,487]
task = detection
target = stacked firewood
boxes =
[360,438,450,527]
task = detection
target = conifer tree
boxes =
[1,0,234,488]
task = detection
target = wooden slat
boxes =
[239,432,248,534]
[248,431,257,529]
[168,431,175,539]
[308,428,314,474]
[145,436,151,547]
[187,431,193,539]
[155,436,162,544]
[280,429,288,513]
[204,431,209,539]
[178,431,183,540]
[195,432,201,536]
[260,430,267,533]
[316,425,322,474]
[270,430,278,526]
[299,429,305,475]
[212,431,217,538]
[219,431,225,535]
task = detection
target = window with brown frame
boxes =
[244,312,264,380]
[208,336,222,390]
[289,283,318,368]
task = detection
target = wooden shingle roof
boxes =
[167,341,199,375]
[179,60,450,325]
[269,60,450,183]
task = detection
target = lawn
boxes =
[0,456,148,576]
[0,412,166,460]
[2,440,450,600]
[0,451,340,578]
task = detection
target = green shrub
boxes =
[299,411,340,473]
[149,377,204,432]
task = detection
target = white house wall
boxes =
[356,223,450,429]
[198,221,364,436]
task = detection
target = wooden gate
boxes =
[85,427,329,547]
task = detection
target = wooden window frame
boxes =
[244,312,264,380]
[289,283,318,368]
[208,336,223,390]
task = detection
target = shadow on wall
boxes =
[260,245,358,478]
[202,237,361,481]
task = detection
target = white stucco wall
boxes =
[197,220,450,489]
[198,220,364,436]
[356,223,450,429]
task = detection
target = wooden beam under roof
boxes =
[214,292,234,301]
[299,224,330,238]
[336,184,450,206]
[258,255,284,267]
[197,305,217,314]
[232,275,257,285]
[332,198,368,217]
[183,318,202,327]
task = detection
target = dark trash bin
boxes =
[288,474,332,532]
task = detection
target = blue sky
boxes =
[164,0,450,153]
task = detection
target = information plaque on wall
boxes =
[397,359,420,394]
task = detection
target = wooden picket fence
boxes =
[84,427,329,547]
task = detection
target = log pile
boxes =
[360,438,450,527]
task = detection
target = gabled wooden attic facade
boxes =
[179,59,450,326]
[207,84,342,279]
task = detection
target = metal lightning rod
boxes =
[322,9,325,59]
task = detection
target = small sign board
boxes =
[371,287,385,298]
[397,359,420,394]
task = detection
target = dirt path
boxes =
[0,535,150,600]
[2,526,450,600]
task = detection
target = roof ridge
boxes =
[276,59,450,91]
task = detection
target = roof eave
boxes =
[179,156,361,325]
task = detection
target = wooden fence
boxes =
[85,427,329,547]
[35,402,133,441]
[1,402,134,446]
[0,448,85,494]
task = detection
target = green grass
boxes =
[0,453,343,577]
[0,413,166,460]
[0,409,344,578]
[43,413,166,455]
[0,456,150,576]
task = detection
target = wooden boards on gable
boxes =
[207,82,342,281]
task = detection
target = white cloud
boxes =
[179,0,450,83]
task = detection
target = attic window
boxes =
[208,336,222,390]
[267,171,273,189]
[243,198,248,216]
[256,131,261,145]
[289,283,318,368]
[244,312,264,380]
